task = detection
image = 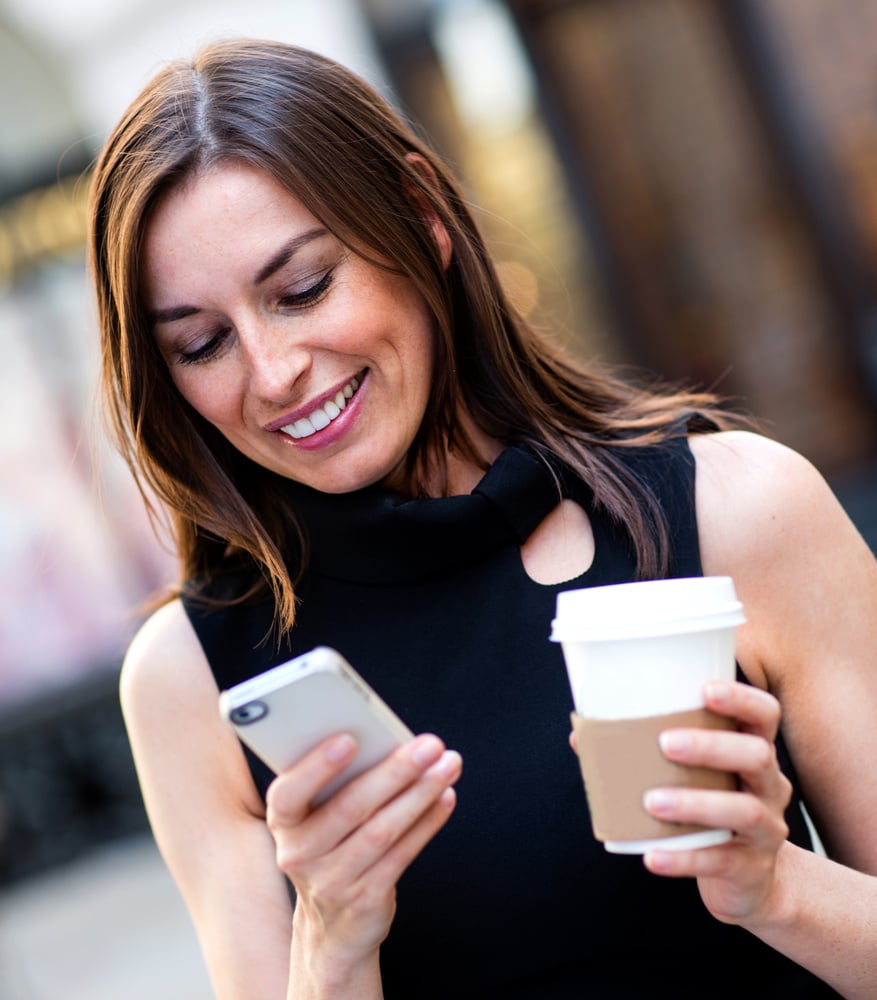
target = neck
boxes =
[445,433,504,495]
[383,418,504,498]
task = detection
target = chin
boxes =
[300,461,403,496]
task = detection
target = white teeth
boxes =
[292,417,314,438]
[280,374,362,440]
[310,409,330,431]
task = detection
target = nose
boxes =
[238,315,311,402]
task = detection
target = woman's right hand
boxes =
[266,732,462,976]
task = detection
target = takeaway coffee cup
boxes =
[550,576,746,854]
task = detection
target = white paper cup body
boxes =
[559,627,738,720]
[551,577,745,853]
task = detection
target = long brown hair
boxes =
[90,38,741,632]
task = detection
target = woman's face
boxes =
[141,162,443,494]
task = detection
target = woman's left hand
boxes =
[642,678,793,925]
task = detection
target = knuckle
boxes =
[742,684,781,732]
[388,749,422,785]
[764,693,783,728]
[739,794,767,830]
[362,816,395,854]
[750,737,775,772]
[330,783,365,824]
[274,840,307,877]
[265,775,300,824]
[775,815,790,843]
[265,779,284,818]
[265,803,286,838]
[776,772,793,809]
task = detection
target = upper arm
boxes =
[690,431,877,873]
[120,600,293,998]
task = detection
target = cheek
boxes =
[170,367,239,425]
[411,324,437,395]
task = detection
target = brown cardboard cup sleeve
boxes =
[571,708,736,843]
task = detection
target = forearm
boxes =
[287,907,384,1000]
[740,842,877,998]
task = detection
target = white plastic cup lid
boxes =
[550,576,745,642]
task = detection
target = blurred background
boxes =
[2,0,877,995]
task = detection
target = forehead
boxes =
[150,162,319,240]
[141,163,328,294]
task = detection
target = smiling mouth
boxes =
[279,371,364,440]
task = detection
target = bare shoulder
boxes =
[121,599,224,759]
[122,605,295,992]
[121,598,209,706]
[120,598,264,821]
[686,430,870,591]
[688,430,831,554]
[691,433,877,871]
[689,430,877,677]
[689,428,877,692]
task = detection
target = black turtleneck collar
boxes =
[271,443,576,585]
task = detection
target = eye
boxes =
[177,327,231,366]
[278,269,333,309]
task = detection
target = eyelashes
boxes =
[175,268,335,367]
[277,269,333,309]
[177,328,230,366]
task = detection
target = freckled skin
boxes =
[142,162,438,495]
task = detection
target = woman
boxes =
[90,38,877,998]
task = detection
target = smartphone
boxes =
[219,646,414,802]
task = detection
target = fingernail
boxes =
[325,733,356,762]
[659,730,689,754]
[411,734,444,767]
[644,850,674,873]
[705,679,730,703]
[439,787,457,810]
[432,749,462,779]
[644,788,676,815]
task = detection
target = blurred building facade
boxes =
[2,0,877,883]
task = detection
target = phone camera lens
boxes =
[230,701,268,725]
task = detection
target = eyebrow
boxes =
[148,227,329,325]
[149,304,200,325]
[254,228,328,285]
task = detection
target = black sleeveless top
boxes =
[183,437,839,998]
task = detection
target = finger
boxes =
[642,841,749,879]
[267,731,359,826]
[643,786,788,846]
[357,785,459,892]
[280,748,461,889]
[281,734,450,857]
[658,727,792,804]
[659,726,771,775]
[291,788,459,947]
[702,680,782,741]
[340,748,463,883]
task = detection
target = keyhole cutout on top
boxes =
[519,499,595,585]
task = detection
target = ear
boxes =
[404,152,453,271]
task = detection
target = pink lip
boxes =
[271,369,368,451]
[264,370,366,432]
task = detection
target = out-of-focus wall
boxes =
[0,0,389,888]
[3,0,877,890]
[1,2,876,994]
[0,0,383,710]
[506,0,877,475]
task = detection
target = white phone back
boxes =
[219,647,413,802]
